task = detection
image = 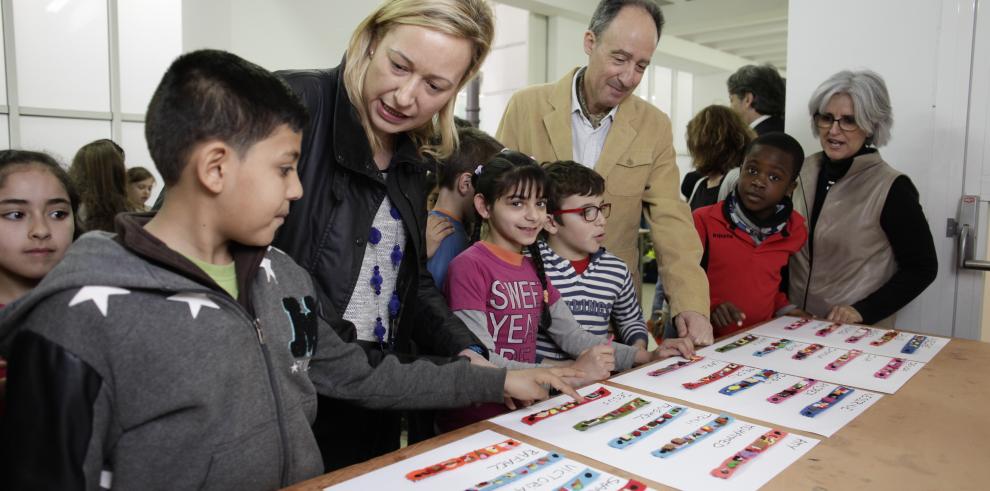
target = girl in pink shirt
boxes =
[440,151,669,431]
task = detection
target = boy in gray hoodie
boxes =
[0,49,579,490]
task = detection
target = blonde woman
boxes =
[274,0,496,470]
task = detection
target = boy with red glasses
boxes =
[538,161,691,362]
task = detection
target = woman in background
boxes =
[789,70,937,325]
[684,104,755,210]
[70,139,134,232]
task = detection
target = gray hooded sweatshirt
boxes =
[0,216,505,490]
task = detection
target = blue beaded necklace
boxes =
[369,204,404,344]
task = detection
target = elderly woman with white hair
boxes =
[789,70,937,326]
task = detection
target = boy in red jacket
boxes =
[693,132,810,336]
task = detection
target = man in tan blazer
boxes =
[496,0,712,344]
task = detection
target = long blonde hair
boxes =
[344,0,494,160]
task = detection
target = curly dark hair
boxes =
[686,105,754,176]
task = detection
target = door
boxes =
[786,0,986,338]
[950,0,990,340]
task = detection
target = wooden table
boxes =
[286,337,990,490]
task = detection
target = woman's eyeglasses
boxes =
[814,112,860,132]
[552,203,611,222]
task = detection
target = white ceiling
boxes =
[501,0,788,74]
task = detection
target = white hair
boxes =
[808,69,893,147]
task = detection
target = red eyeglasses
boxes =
[551,203,611,222]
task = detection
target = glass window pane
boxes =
[674,71,694,155]
[120,121,162,204]
[635,67,649,101]
[20,116,111,165]
[0,3,7,106]
[13,0,110,111]
[652,66,673,113]
[118,0,181,114]
[0,115,9,149]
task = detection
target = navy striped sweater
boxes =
[536,241,649,361]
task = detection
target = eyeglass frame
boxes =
[551,203,612,222]
[814,112,861,132]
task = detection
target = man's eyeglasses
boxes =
[552,203,611,222]
[814,112,860,132]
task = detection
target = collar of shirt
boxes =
[749,114,771,129]
[571,67,618,126]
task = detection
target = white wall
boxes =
[546,15,586,83]
[476,3,533,134]
[692,71,730,113]
[182,0,377,71]
[786,0,977,337]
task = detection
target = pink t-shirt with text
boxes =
[445,242,561,364]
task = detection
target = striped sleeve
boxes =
[610,258,649,346]
[536,242,647,360]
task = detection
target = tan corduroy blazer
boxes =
[496,68,709,318]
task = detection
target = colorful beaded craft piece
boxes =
[652,415,734,458]
[465,452,563,491]
[647,356,704,377]
[520,386,611,425]
[715,334,759,353]
[405,439,520,481]
[608,406,687,449]
[815,323,842,337]
[710,429,788,479]
[792,343,824,360]
[900,335,927,354]
[718,369,776,396]
[870,329,899,347]
[800,386,854,417]
[825,349,862,371]
[682,363,743,390]
[573,398,650,432]
[556,468,601,491]
[874,358,905,379]
[753,339,791,357]
[767,378,817,404]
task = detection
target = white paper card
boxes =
[324,429,649,491]
[490,384,819,491]
[610,356,883,436]
[751,316,949,363]
[700,331,925,393]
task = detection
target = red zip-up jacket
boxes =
[693,201,807,337]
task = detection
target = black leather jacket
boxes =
[274,63,481,360]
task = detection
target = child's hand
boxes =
[711,302,746,329]
[503,367,585,407]
[425,214,454,259]
[652,337,695,360]
[573,344,615,381]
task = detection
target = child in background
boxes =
[0,50,580,490]
[426,126,503,287]
[70,139,135,232]
[539,161,692,360]
[694,132,809,337]
[126,166,157,211]
[441,151,690,430]
[0,149,79,417]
